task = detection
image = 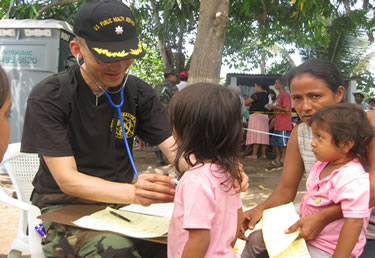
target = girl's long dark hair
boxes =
[309,103,373,164]
[169,83,243,190]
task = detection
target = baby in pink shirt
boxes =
[167,83,245,257]
[301,103,372,257]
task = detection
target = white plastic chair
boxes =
[0,142,44,258]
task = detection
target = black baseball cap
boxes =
[73,0,145,63]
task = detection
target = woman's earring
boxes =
[76,54,80,65]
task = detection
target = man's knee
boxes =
[241,230,268,258]
[79,233,141,258]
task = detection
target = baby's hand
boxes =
[234,163,249,192]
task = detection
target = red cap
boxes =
[179,71,188,79]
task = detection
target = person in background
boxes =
[0,65,11,162]
[266,77,292,170]
[21,1,178,256]
[228,85,247,124]
[177,70,188,91]
[266,89,277,132]
[155,69,179,109]
[368,98,375,110]
[302,103,372,257]
[153,69,179,167]
[244,82,269,159]
[292,113,300,128]
[353,90,370,110]
[240,59,375,258]
[168,83,244,257]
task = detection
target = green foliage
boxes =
[224,0,375,77]
[1,0,374,90]
[265,56,294,75]
[134,0,199,72]
[0,0,86,21]
[355,70,375,98]
[131,45,165,87]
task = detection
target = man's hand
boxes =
[134,174,176,206]
[285,212,326,241]
[239,207,263,240]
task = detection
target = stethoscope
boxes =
[76,54,139,178]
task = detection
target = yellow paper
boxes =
[262,202,310,258]
[73,207,170,238]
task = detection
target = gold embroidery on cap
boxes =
[92,41,143,58]
[126,17,135,26]
[315,197,321,204]
[93,16,128,31]
[113,16,125,22]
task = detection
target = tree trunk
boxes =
[150,0,171,70]
[188,0,229,85]
[260,51,266,74]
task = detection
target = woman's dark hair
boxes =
[287,59,344,94]
[268,89,276,100]
[275,76,287,87]
[0,66,10,108]
[268,89,276,96]
[309,103,373,164]
[169,83,243,190]
[255,82,269,94]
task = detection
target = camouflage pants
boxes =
[40,205,167,258]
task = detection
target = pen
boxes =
[110,210,132,223]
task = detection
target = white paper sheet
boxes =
[73,207,170,238]
[120,202,175,219]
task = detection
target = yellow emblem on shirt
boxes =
[111,112,136,139]
[315,197,321,204]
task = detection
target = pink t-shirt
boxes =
[300,159,370,258]
[168,163,242,257]
[274,91,292,131]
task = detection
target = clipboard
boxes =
[38,204,167,244]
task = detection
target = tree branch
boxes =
[149,0,170,69]
[260,0,267,21]
[34,0,84,20]
[343,0,351,16]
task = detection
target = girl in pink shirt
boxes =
[301,103,373,257]
[167,83,244,258]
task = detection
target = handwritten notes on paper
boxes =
[73,207,170,238]
[262,202,310,258]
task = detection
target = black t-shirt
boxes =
[21,65,171,205]
[249,92,269,112]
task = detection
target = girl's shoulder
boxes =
[183,163,231,185]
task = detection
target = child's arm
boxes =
[182,229,210,258]
[232,207,243,247]
[333,218,363,258]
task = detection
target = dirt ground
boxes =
[0,146,307,256]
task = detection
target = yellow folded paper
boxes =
[262,202,310,258]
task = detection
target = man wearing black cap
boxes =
[20,0,176,256]
[154,68,179,109]
[153,69,179,166]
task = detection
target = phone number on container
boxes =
[0,56,38,64]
